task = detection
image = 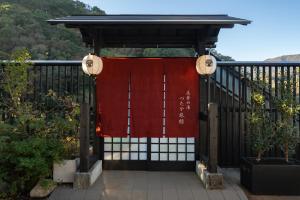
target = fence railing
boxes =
[199,61,300,166]
[1,60,300,167]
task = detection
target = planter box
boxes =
[240,157,300,195]
[53,159,79,183]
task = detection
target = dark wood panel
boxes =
[103,160,195,171]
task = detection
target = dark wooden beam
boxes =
[208,103,218,173]
[100,43,216,49]
[94,30,102,55]
[102,35,197,42]
[67,23,235,30]
[79,103,90,172]
[79,25,220,49]
[68,24,207,30]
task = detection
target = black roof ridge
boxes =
[47,14,251,49]
[47,14,251,27]
[68,14,230,16]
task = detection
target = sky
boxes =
[80,0,300,61]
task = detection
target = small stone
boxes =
[30,179,57,198]
[205,172,223,189]
[196,161,224,190]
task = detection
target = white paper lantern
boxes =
[196,55,217,75]
[82,54,103,76]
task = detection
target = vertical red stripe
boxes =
[165,58,199,137]
[96,58,130,137]
[131,59,164,137]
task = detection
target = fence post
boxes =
[297,145,300,160]
[79,103,90,172]
[208,103,218,173]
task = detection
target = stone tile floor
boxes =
[48,169,300,200]
[48,170,247,200]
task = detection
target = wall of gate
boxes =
[2,60,300,167]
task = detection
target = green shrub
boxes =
[248,91,274,161]
[0,49,79,198]
[274,80,300,162]
[0,135,63,197]
[248,80,300,162]
[39,90,80,159]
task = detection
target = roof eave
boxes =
[47,20,251,26]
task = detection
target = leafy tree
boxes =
[0,49,80,198]
[248,79,300,163]
[0,0,105,60]
[274,80,300,162]
[0,49,61,198]
[210,49,235,61]
[248,88,274,161]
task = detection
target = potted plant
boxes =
[53,134,80,183]
[240,80,300,195]
[43,91,81,183]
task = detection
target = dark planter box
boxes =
[240,157,300,195]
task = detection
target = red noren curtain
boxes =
[165,58,199,137]
[96,58,199,138]
[130,59,164,137]
[96,58,130,137]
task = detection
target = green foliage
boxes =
[0,0,105,60]
[0,50,79,198]
[274,80,300,162]
[1,49,31,112]
[100,48,195,57]
[0,136,63,197]
[210,49,235,61]
[39,90,80,159]
[248,89,274,161]
[142,48,195,57]
[0,3,10,11]
[39,179,56,190]
[248,79,300,162]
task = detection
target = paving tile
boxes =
[131,189,147,200]
[191,187,210,200]
[148,189,163,200]
[175,177,194,200]
[207,189,225,200]
[102,189,131,200]
[48,170,249,200]
[163,188,179,200]
[49,186,72,200]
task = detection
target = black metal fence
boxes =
[1,60,300,167]
[29,61,94,104]
[200,61,300,166]
[0,61,98,157]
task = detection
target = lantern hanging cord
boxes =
[208,48,214,56]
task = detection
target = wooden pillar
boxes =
[92,77,101,159]
[80,103,90,172]
[93,29,102,160]
[196,41,206,161]
[208,103,218,173]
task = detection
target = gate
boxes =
[102,74,197,171]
